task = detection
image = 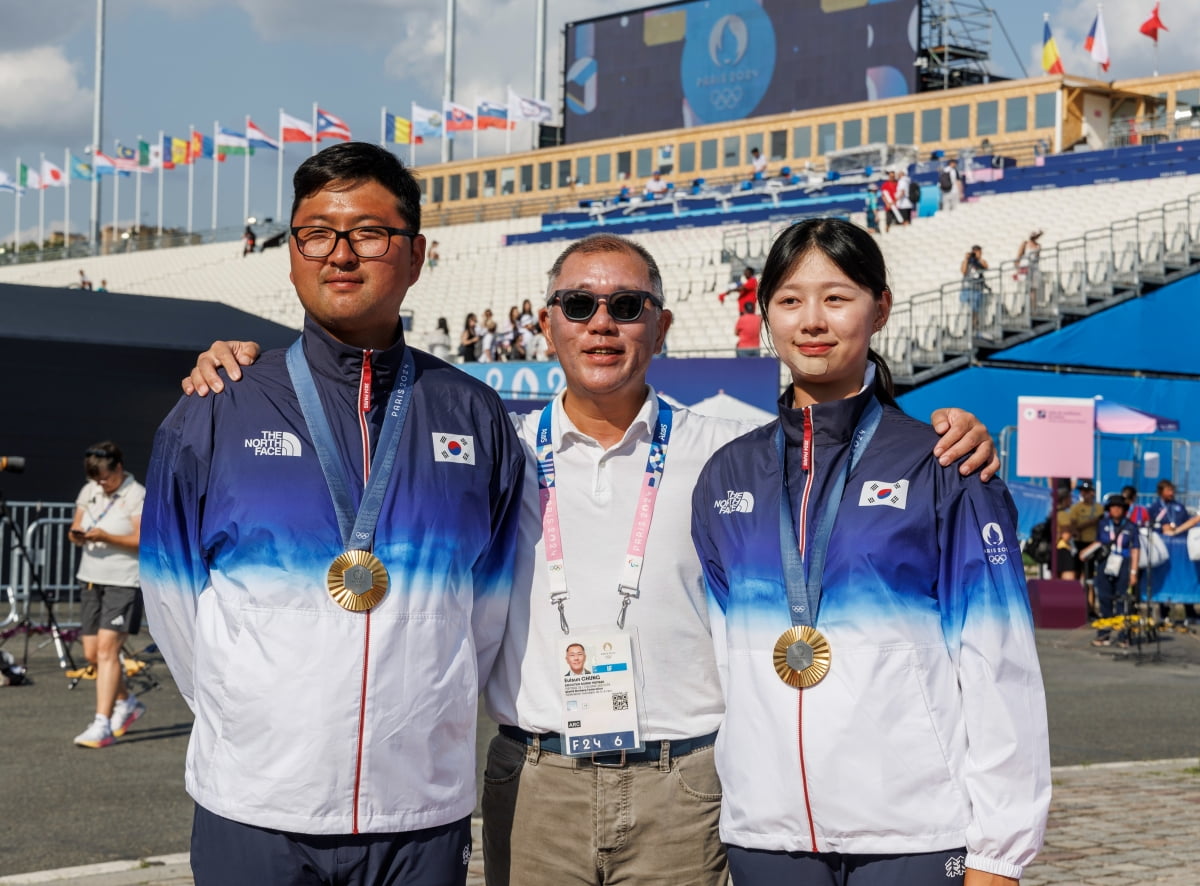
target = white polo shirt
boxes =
[484,387,753,741]
[75,473,145,588]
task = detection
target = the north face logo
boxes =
[244,430,302,457]
[714,491,755,515]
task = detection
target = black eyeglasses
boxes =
[290,225,417,259]
[548,289,663,323]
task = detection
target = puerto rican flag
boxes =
[316,108,351,141]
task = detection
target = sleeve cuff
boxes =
[966,853,1024,880]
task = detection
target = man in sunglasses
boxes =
[184,232,998,886]
[141,142,524,886]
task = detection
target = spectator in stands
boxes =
[528,320,551,361]
[428,240,440,270]
[939,158,963,211]
[960,245,990,337]
[78,269,93,290]
[895,169,915,224]
[864,183,881,233]
[749,146,768,181]
[1150,480,1190,533]
[428,316,452,361]
[242,226,256,257]
[96,279,109,292]
[880,170,901,231]
[644,171,669,200]
[616,185,632,204]
[69,442,147,748]
[720,267,758,310]
[1091,494,1141,647]
[481,318,498,362]
[519,298,535,332]
[459,312,481,362]
[1016,230,1044,310]
[1123,486,1150,526]
[734,300,761,357]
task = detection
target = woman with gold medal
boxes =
[691,219,1051,885]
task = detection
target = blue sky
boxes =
[0,0,1194,242]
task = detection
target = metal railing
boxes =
[1,501,83,632]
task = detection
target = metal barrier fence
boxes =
[0,501,83,632]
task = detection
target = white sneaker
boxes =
[74,715,115,748]
[111,696,146,737]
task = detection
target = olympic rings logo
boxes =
[709,87,744,110]
[988,554,1008,565]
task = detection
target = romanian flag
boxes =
[384,112,411,145]
[1042,17,1064,75]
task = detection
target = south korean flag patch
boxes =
[433,432,476,465]
[858,479,908,509]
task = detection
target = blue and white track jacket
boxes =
[140,318,525,835]
[691,385,1050,880]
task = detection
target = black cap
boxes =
[1077,480,1094,491]
[1105,494,1128,509]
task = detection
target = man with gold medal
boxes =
[140,143,525,886]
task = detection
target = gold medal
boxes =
[327,550,389,611]
[773,626,831,688]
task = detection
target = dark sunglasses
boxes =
[548,289,663,323]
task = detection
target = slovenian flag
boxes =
[477,99,512,131]
[1085,8,1110,71]
[281,110,314,143]
[247,119,279,151]
[1042,16,1064,75]
[383,112,411,145]
[317,108,351,141]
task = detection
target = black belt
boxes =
[498,724,716,762]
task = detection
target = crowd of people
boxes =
[451,301,552,363]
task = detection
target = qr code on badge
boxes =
[612,692,629,711]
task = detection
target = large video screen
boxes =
[564,0,919,144]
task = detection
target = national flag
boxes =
[41,158,65,187]
[247,119,279,150]
[477,98,512,130]
[92,151,128,177]
[137,139,152,169]
[191,131,214,160]
[171,136,191,166]
[507,86,553,123]
[281,110,314,143]
[316,108,351,141]
[19,163,40,190]
[1140,3,1167,42]
[1085,8,1110,71]
[115,143,140,172]
[216,127,253,157]
[70,154,94,181]
[412,103,443,141]
[384,112,411,145]
[148,143,164,169]
[444,101,475,134]
[1041,17,1065,75]
[159,135,175,169]
[0,170,18,193]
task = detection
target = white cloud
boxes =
[0,46,93,141]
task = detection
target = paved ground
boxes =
[1,626,1197,884]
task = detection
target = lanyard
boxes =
[536,396,674,634]
[1107,518,1128,552]
[776,397,882,628]
[286,338,415,551]
[85,483,123,530]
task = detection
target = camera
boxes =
[0,456,25,473]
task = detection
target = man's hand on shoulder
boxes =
[181,340,262,396]
[930,407,999,482]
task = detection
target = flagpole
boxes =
[112,139,120,250]
[187,125,195,234]
[38,153,45,256]
[380,106,386,148]
[473,97,479,160]
[212,121,219,231]
[410,103,417,166]
[14,156,21,253]
[156,130,164,236]
[63,147,71,254]
[276,109,285,222]
[505,87,512,155]
[89,0,105,251]
[134,134,143,238]
[311,102,318,156]
[442,0,455,164]
[243,115,251,225]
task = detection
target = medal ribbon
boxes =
[536,396,674,633]
[777,396,882,628]
[286,338,416,551]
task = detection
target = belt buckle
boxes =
[591,749,627,767]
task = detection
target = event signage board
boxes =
[1016,396,1095,478]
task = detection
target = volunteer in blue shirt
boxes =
[691,218,1050,886]
[1092,494,1141,647]
[1150,480,1190,533]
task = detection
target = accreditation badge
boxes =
[559,627,643,756]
